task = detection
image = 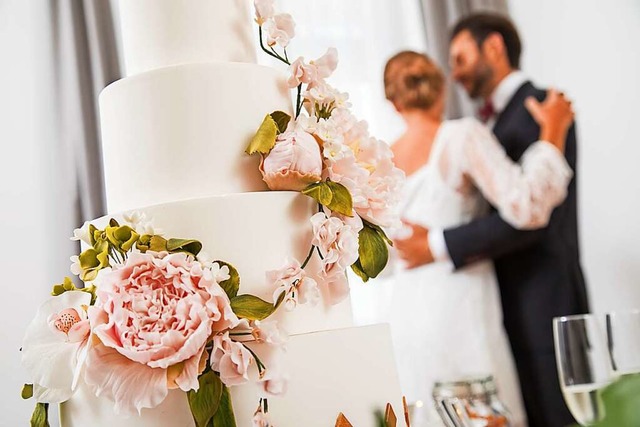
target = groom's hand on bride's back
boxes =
[394,222,435,269]
[525,88,575,153]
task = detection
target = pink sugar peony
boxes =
[261,130,322,191]
[85,252,239,413]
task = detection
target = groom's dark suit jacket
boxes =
[443,82,590,427]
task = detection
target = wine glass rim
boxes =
[553,313,594,322]
[606,308,640,317]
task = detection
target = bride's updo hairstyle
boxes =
[384,51,444,111]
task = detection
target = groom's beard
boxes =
[465,62,494,100]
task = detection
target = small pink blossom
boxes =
[257,349,289,397]
[309,212,358,305]
[268,258,320,309]
[254,0,275,25]
[252,320,288,347]
[287,57,318,88]
[253,408,273,427]
[304,82,350,117]
[48,308,90,343]
[263,13,295,48]
[310,47,338,79]
[323,269,351,305]
[210,333,253,387]
[261,130,322,191]
[287,48,339,90]
[297,275,321,306]
[355,157,405,229]
[310,212,360,274]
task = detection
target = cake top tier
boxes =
[118,0,257,76]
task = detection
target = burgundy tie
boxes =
[478,99,496,124]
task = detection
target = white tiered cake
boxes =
[59,1,403,425]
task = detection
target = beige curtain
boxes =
[418,0,509,118]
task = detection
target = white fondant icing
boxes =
[118,0,256,76]
[99,62,292,213]
[89,192,354,336]
[60,325,402,427]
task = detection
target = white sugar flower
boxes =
[304,82,350,118]
[22,291,92,403]
[286,115,318,134]
[69,255,82,276]
[70,221,91,245]
[122,211,159,235]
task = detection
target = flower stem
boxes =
[244,344,266,373]
[258,26,290,65]
[301,245,316,269]
[295,84,303,118]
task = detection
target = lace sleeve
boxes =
[442,118,573,230]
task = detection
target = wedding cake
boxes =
[51,1,404,426]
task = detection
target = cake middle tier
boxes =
[90,191,353,336]
[99,62,292,213]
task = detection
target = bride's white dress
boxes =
[383,118,572,427]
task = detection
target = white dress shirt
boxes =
[428,71,529,262]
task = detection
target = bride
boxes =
[382,51,575,426]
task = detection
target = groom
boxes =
[396,13,590,427]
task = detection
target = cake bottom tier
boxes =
[59,324,402,427]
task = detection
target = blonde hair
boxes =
[384,51,445,111]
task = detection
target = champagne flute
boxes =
[606,309,640,376]
[554,314,613,426]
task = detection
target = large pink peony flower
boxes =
[85,252,239,413]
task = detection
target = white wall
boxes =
[508,0,640,313]
[0,1,77,425]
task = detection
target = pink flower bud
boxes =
[261,131,322,191]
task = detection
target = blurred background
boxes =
[1,0,639,425]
